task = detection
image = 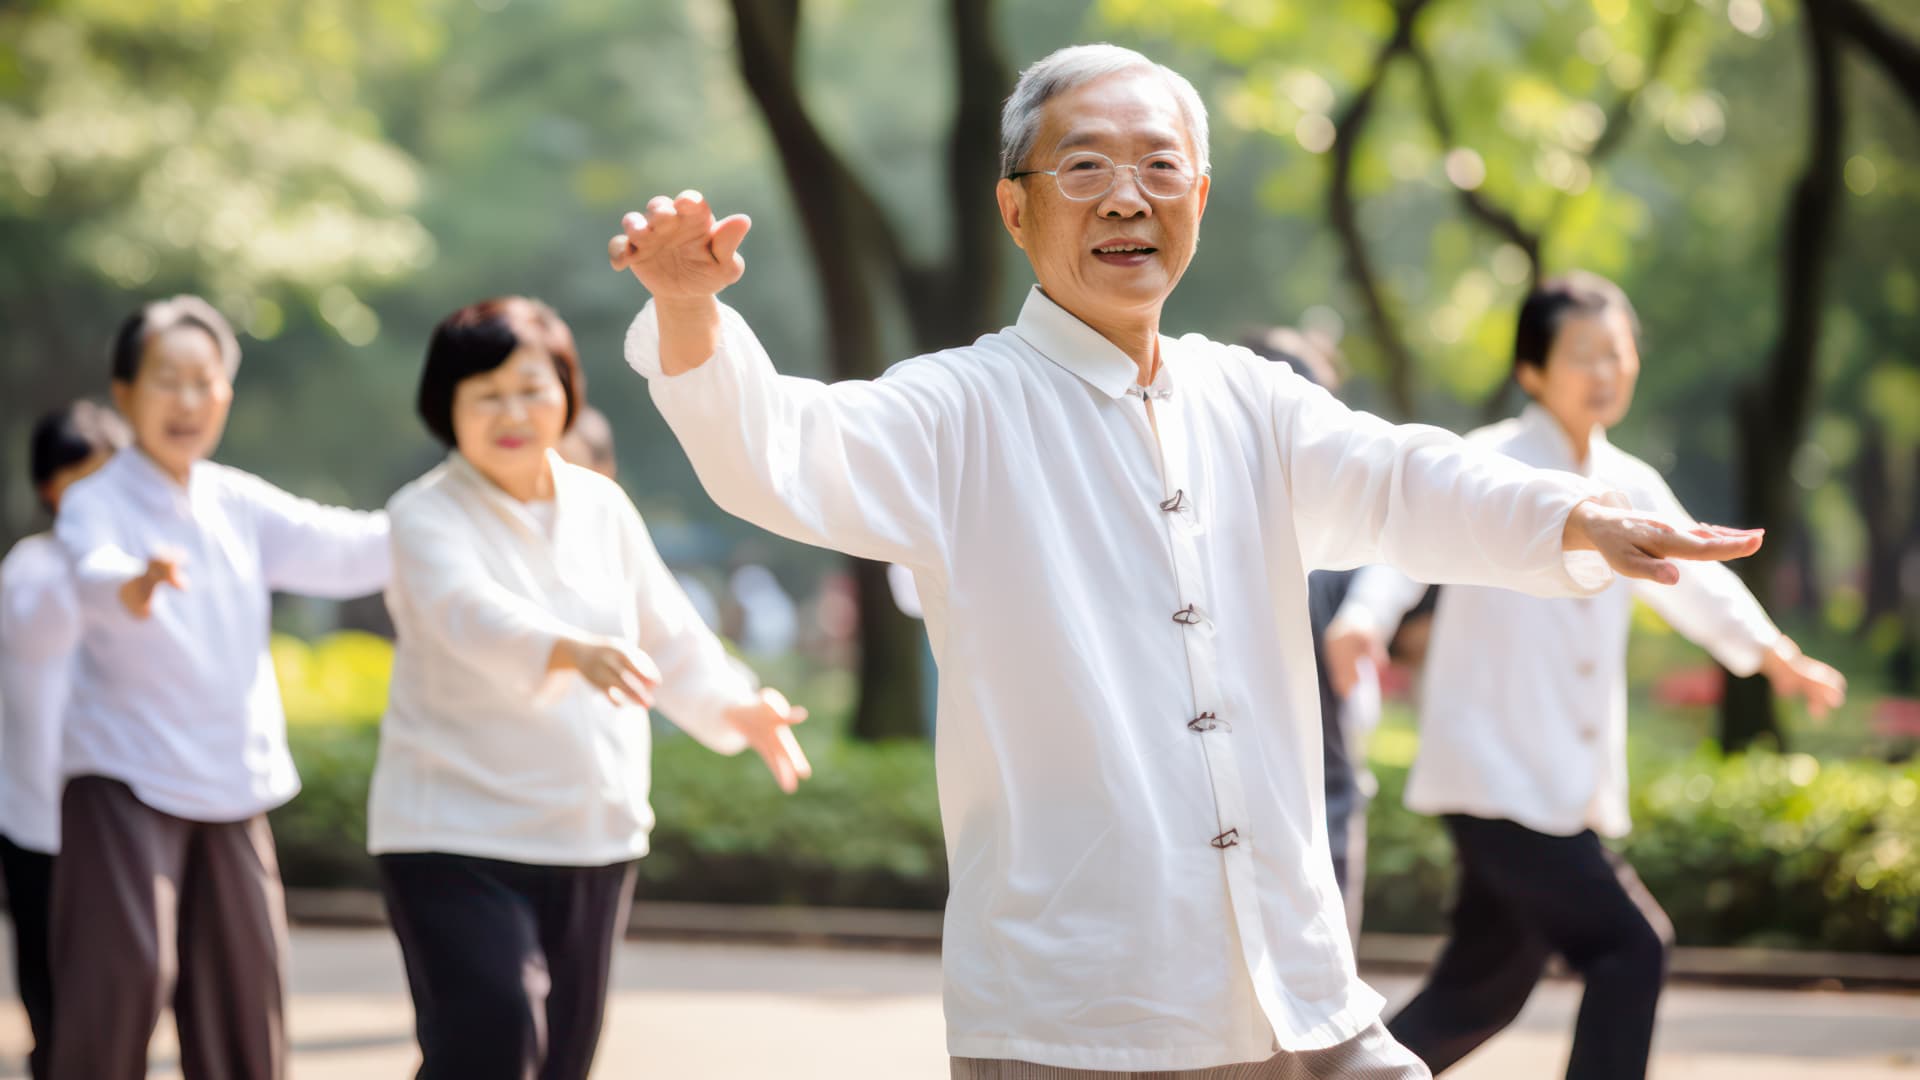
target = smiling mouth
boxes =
[1092,242,1157,255]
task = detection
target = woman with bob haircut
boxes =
[371,295,812,1080]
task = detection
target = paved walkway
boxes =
[0,928,1914,1077]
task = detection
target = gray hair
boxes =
[999,44,1211,179]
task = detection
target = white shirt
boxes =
[1334,404,1780,838]
[0,534,80,853]
[626,287,1611,1070]
[57,449,391,822]
[369,451,759,866]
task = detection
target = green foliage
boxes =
[269,632,1919,951]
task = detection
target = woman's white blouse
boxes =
[368,451,758,866]
[1335,405,1781,838]
[57,449,391,822]
[0,533,80,854]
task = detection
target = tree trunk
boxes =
[1719,0,1845,751]
[728,0,1005,740]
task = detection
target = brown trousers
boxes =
[952,1020,1431,1080]
[47,776,288,1080]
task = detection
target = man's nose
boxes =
[1097,174,1153,217]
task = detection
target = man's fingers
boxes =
[1648,526,1763,564]
[608,234,634,271]
[1612,548,1680,585]
[711,213,752,265]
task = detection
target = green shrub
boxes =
[268,632,1920,953]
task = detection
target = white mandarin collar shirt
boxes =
[627,286,1610,1070]
[0,533,81,853]
[56,448,390,822]
[369,451,758,866]
[1336,404,1781,839]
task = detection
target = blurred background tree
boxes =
[2,0,1914,749]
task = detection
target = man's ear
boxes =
[996,177,1027,250]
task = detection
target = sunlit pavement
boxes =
[0,927,1914,1078]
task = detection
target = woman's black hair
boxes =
[1513,270,1639,375]
[109,295,242,384]
[416,296,583,448]
[29,400,131,511]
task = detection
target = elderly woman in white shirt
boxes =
[0,400,128,1080]
[1326,272,1847,1080]
[371,296,810,1080]
[51,296,391,1080]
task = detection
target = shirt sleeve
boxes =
[0,542,81,667]
[389,497,581,702]
[625,301,956,571]
[54,485,150,618]
[620,497,757,755]
[1328,564,1430,642]
[1623,466,1781,676]
[236,472,392,598]
[1271,366,1612,597]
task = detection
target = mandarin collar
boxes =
[1007,286,1174,400]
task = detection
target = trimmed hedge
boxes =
[268,634,1920,953]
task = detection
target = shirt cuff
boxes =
[624,300,745,382]
[623,301,667,379]
[1546,485,1616,597]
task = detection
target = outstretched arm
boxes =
[609,192,958,570]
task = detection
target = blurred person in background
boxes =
[1324,271,1848,1080]
[49,296,391,1080]
[371,296,811,1080]
[0,400,128,1079]
[557,402,619,481]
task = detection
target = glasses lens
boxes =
[1138,153,1196,198]
[1055,153,1115,200]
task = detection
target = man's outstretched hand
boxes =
[1564,493,1765,585]
[608,191,750,375]
[607,191,750,302]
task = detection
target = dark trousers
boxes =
[378,852,637,1080]
[0,837,54,1079]
[1388,815,1673,1080]
[48,776,289,1080]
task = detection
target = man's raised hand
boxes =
[606,191,751,302]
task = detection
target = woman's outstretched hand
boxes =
[724,688,812,794]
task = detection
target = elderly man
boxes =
[608,44,1761,1079]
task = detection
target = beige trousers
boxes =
[952,1020,1431,1080]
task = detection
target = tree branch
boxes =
[1821,0,1920,116]
[1328,0,1434,418]
[1408,44,1542,269]
[1586,8,1686,165]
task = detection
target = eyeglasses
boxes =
[459,383,566,416]
[1006,150,1206,201]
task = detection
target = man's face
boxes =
[996,70,1210,330]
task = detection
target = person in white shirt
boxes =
[48,296,391,1080]
[606,45,1774,1078]
[0,401,128,1080]
[1324,271,1847,1080]
[371,296,811,1080]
